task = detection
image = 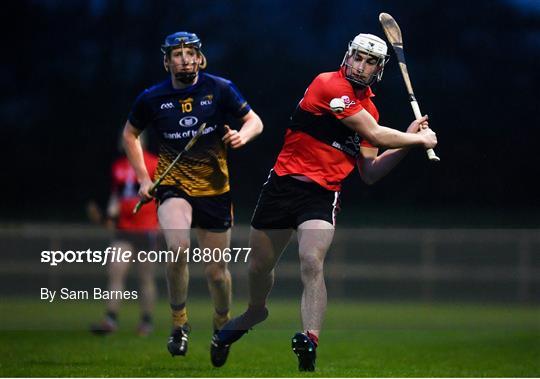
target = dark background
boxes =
[3,0,539,226]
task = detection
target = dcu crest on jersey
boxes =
[200,94,213,106]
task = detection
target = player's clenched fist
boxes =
[405,114,437,149]
[418,127,437,149]
[222,125,247,149]
[406,114,430,133]
[138,177,154,203]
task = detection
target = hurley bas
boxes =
[41,288,138,302]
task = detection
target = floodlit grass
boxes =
[0,299,538,377]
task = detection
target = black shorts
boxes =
[155,186,233,231]
[251,170,340,230]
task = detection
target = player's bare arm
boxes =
[342,109,437,149]
[122,121,153,201]
[222,110,263,149]
[357,115,431,184]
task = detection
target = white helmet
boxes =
[342,33,389,87]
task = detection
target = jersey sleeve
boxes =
[220,80,251,118]
[128,89,153,130]
[300,74,365,120]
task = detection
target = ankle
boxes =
[171,303,188,328]
[306,330,319,347]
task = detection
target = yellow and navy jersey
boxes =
[128,73,251,196]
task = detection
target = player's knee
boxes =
[108,261,130,278]
[300,254,324,278]
[204,264,228,284]
[164,240,190,266]
[166,239,190,252]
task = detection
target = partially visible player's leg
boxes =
[198,228,234,368]
[90,239,132,335]
[195,228,232,331]
[159,198,191,316]
[248,227,293,308]
[292,219,334,372]
[106,239,133,313]
[297,219,334,336]
[246,172,296,310]
[211,227,292,367]
[158,197,192,356]
[211,171,296,367]
[136,239,157,336]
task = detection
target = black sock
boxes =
[106,311,118,322]
[141,313,152,324]
[247,303,266,314]
[243,304,268,325]
[170,302,186,311]
[215,308,229,316]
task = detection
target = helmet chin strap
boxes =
[175,71,197,84]
[350,80,367,89]
[343,63,374,87]
[172,61,199,84]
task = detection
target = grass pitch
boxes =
[0,299,538,377]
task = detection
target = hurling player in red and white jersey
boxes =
[213,34,437,371]
[90,148,159,337]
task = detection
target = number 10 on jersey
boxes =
[181,102,192,113]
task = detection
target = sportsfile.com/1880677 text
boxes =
[40,247,251,266]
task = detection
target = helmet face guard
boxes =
[162,31,207,83]
[341,34,389,87]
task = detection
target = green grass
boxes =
[0,299,538,377]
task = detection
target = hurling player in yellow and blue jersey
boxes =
[122,31,263,361]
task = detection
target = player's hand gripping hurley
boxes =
[379,13,440,161]
[132,123,208,214]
